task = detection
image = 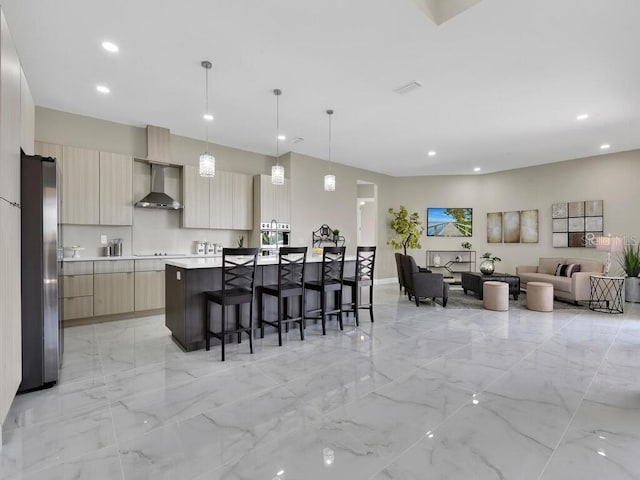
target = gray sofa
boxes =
[516,256,605,302]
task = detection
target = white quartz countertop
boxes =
[63,254,221,262]
[166,255,356,270]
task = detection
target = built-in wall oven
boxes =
[260,220,290,255]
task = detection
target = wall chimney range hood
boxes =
[135,125,183,210]
[135,163,182,209]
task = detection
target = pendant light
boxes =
[271,89,285,185]
[199,60,215,177]
[324,109,336,191]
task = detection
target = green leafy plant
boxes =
[332,229,340,237]
[618,243,640,277]
[461,241,472,250]
[387,206,424,255]
[481,252,502,262]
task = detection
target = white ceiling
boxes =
[3,0,640,176]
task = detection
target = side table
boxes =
[589,275,625,314]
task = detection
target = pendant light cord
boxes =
[328,110,332,174]
[275,89,280,164]
[204,64,210,152]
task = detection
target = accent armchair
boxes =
[400,255,449,307]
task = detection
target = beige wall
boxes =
[389,150,640,276]
[288,152,396,277]
[35,106,640,280]
[35,107,274,256]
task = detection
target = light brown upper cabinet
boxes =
[254,174,290,223]
[35,143,132,225]
[210,170,233,229]
[99,152,133,225]
[182,165,210,228]
[231,172,253,230]
[61,146,100,224]
[182,167,253,230]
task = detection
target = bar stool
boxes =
[343,246,376,325]
[304,246,346,335]
[205,248,259,361]
[259,246,308,346]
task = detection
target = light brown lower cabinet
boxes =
[135,271,165,311]
[94,272,134,316]
[62,296,94,320]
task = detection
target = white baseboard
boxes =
[374,277,398,285]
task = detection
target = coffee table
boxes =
[461,272,521,300]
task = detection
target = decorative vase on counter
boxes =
[480,260,495,275]
[433,255,441,267]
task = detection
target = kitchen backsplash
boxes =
[62,209,247,258]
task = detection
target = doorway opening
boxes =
[357,181,377,246]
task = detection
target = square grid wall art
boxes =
[552,200,603,248]
[486,209,539,244]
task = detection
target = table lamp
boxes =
[595,235,624,276]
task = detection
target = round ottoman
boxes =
[483,281,509,311]
[527,282,554,312]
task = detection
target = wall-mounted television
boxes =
[427,208,473,237]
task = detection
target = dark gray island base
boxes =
[165,257,355,352]
[461,271,521,300]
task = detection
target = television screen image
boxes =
[427,208,472,237]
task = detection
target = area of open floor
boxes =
[1,284,639,479]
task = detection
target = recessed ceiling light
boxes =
[576,113,589,121]
[96,85,110,94]
[278,134,286,140]
[203,113,214,121]
[600,144,611,150]
[473,167,481,172]
[428,151,436,157]
[101,41,119,53]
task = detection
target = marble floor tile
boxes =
[2,285,640,480]
[326,368,472,460]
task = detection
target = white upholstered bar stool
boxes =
[483,281,509,311]
[526,282,554,312]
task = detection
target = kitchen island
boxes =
[165,256,355,351]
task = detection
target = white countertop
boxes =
[63,254,221,262]
[166,255,356,270]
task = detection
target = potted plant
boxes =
[461,241,472,250]
[618,243,640,302]
[480,252,502,275]
[387,206,424,255]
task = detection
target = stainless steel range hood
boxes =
[135,163,182,210]
[135,125,183,210]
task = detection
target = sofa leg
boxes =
[442,297,448,307]
[415,296,420,307]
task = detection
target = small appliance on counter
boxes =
[112,238,123,256]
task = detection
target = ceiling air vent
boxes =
[292,137,305,144]
[393,81,422,95]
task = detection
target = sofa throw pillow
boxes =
[555,263,581,277]
[555,264,567,276]
[565,263,581,277]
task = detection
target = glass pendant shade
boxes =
[199,152,215,177]
[324,174,336,191]
[271,164,285,185]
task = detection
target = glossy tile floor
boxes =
[2,284,640,479]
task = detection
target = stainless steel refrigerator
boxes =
[19,152,61,392]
